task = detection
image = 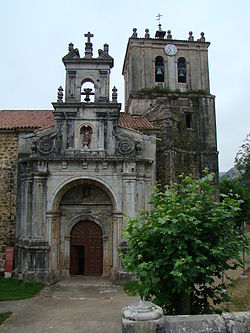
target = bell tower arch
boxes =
[62,32,114,103]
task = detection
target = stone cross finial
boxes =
[112,86,118,103]
[84,31,94,43]
[57,86,64,102]
[84,32,94,58]
[81,88,95,102]
[188,31,194,41]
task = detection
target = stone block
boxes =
[222,312,250,333]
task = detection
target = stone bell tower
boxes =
[52,32,121,156]
[63,32,112,103]
[123,24,218,186]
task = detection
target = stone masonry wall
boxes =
[0,131,18,272]
[128,93,218,187]
[122,301,250,333]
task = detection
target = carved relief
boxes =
[35,126,61,155]
[37,137,54,155]
[117,138,134,155]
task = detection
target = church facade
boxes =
[0,25,218,282]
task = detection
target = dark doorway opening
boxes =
[70,221,103,276]
[70,245,84,275]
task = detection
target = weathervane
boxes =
[156,13,162,25]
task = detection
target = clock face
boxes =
[165,44,177,56]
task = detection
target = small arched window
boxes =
[155,56,164,82]
[177,57,186,83]
[81,80,95,102]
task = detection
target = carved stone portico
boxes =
[15,32,156,282]
[54,180,115,278]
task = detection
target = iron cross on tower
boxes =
[84,32,94,43]
[156,13,162,24]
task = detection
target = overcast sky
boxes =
[0,0,249,172]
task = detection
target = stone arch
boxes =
[65,214,108,238]
[177,57,187,83]
[50,176,119,212]
[155,56,165,82]
[48,177,119,278]
[81,78,95,102]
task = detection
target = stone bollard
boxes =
[121,300,164,333]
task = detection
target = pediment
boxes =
[98,49,113,61]
[62,48,80,61]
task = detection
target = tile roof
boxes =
[0,110,152,131]
[118,112,152,130]
[0,110,55,130]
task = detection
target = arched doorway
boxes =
[70,221,103,275]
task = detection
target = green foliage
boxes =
[235,133,250,183]
[122,172,249,315]
[0,312,12,325]
[0,277,43,301]
[220,177,250,224]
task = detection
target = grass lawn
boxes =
[223,270,250,312]
[0,276,43,301]
[0,312,12,325]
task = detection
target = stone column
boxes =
[137,178,145,210]
[99,70,108,101]
[32,173,47,238]
[64,236,70,274]
[103,234,109,277]
[46,211,61,277]
[123,178,136,218]
[144,176,153,211]
[168,56,177,90]
[21,176,33,238]
[111,212,123,274]
[97,120,105,151]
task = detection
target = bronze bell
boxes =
[178,69,185,77]
[156,66,163,75]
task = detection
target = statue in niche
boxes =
[80,125,92,148]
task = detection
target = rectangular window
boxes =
[186,114,192,128]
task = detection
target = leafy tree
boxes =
[219,177,250,226]
[222,133,250,224]
[235,133,250,183]
[122,172,249,315]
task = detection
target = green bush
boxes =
[122,171,249,315]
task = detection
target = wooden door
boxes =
[70,221,103,275]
